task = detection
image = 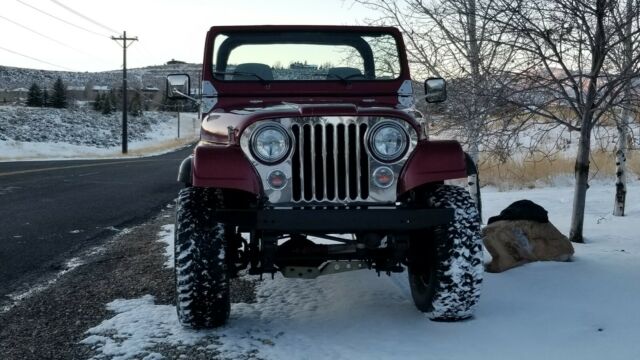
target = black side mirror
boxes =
[166,74,191,100]
[424,78,447,103]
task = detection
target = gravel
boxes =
[0,204,257,360]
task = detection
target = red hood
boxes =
[200,103,421,145]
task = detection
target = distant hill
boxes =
[0,63,202,91]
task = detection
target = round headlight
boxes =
[251,124,290,164]
[369,122,409,162]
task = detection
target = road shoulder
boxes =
[0,203,255,360]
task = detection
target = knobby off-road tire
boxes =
[175,187,230,328]
[408,185,484,321]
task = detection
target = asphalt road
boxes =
[0,147,192,299]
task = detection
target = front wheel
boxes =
[408,185,483,321]
[174,187,230,328]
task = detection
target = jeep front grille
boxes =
[291,121,369,202]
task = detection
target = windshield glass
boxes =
[212,31,401,81]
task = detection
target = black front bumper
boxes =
[215,208,454,232]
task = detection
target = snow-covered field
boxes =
[431,119,640,161]
[0,106,199,160]
[82,181,640,360]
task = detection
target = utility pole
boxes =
[111,31,138,154]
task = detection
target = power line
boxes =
[16,0,111,38]
[0,45,75,71]
[50,0,119,35]
[0,14,89,55]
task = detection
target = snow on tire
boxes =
[174,186,230,328]
[409,185,483,321]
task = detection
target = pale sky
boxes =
[0,0,377,72]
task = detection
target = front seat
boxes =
[327,67,364,80]
[232,63,274,81]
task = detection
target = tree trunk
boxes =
[465,148,481,221]
[465,0,483,219]
[569,124,592,243]
[614,105,630,218]
[614,0,633,217]
[614,148,627,216]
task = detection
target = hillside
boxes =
[0,106,199,160]
[0,63,202,92]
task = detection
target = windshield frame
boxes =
[209,27,406,83]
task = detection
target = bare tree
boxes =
[610,0,639,216]
[491,0,640,242]
[355,0,524,213]
[355,0,522,161]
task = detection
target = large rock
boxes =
[482,220,574,273]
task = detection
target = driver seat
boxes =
[326,67,364,79]
[232,63,274,81]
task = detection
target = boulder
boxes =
[482,219,574,273]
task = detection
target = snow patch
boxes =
[157,224,175,269]
[81,295,214,360]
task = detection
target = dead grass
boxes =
[123,137,197,157]
[480,149,640,190]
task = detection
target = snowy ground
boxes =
[8,105,637,358]
[431,120,640,161]
[82,181,640,360]
[0,106,199,160]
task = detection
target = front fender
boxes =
[191,142,261,194]
[397,140,466,194]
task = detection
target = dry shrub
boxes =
[480,150,640,190]
[124,137,196,157]
[628,150,640,175]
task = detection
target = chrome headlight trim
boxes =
[250,123,291,164]
[368,120,409,163]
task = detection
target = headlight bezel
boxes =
[250,123,291,164]
[368,120,410,163]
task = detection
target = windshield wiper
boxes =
[214,71,270,84]
[316,72,366,85]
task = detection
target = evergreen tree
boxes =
[102,91,115,115]
[93,93,103,112]
[50,77,67,108]
[26,83,43,107]
[129,92,143,117]
[42,89,49,107]
[109,90,118,110]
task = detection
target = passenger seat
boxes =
[232,63,274,81]
[326,67,364,79]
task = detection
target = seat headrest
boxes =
[327,67,363,79]
[233,63,274,80]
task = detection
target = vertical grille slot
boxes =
[303,124,313,201]
[326,125,335,200]
[291,119,368,203]
[348,124,358,200]
[314,124,324,200]
[336,124,346,200]
[359,123,370,199]
[291,125,301,201]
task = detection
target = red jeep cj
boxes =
[167,25,483,328]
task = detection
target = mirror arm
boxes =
[173,89,201,103]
